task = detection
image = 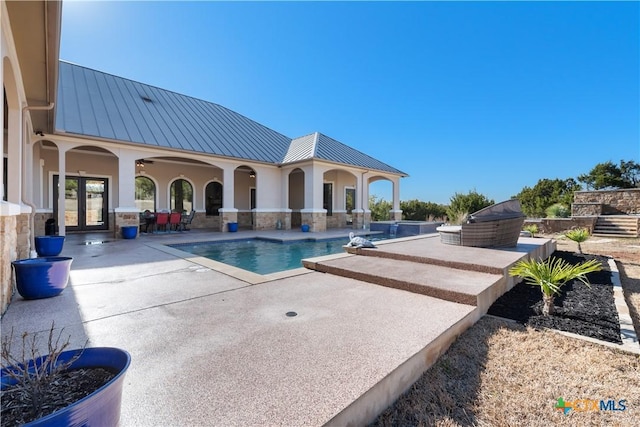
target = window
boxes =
[170,179,193,212]
[323,183,333,216]
[135,176,156,212]
[205,181,222,216]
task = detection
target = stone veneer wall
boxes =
[301,212,327,232]
[572,189,640,216]
[16,213,30,260]
[191,214,221,230]
[525,217,598,234]
[1,215,18,315]
[326,212,347,229]
[238,212,252,228]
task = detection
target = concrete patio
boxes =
[1,229,554,426]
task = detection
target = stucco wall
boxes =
[572,189,640,216]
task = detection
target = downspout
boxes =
[22,103,55,257]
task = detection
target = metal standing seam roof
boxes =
[55,61,406,175]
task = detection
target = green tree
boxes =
[369,195,391,221]
[577,160,635,190]
[400,199,447,221]
[620,160,640,188]
[515,178,581,218]
[446,190,493,221]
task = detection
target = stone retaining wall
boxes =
[572,189,640,216]
[525,217,598,234]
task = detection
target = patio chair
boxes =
[180,210,195,231]
[437,200,526,248]
[169,212,182,231]
[155,212,169,232]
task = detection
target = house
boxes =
[1,0,406,313]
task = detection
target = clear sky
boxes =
[60,1,639,205]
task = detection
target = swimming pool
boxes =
[169,238,352,275]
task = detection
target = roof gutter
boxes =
[22,103,55,257]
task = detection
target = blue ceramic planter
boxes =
[34,236,65,257]
[121,226,138,239]
[1,347,131,427]
[301,224,310,232]
[11,257,73,299]
[228,222,238,232]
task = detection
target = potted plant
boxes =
[509,256,602,316]
[11,257,73,299]
[1,325,131,426]
[34,236,65,257]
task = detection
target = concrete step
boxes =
[594,217,638,237]
[303,255,504,311]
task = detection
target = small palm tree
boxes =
[509,256,602,316]
[522,224,539,237]
[564,227,590,254]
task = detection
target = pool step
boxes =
[303,255,505,311]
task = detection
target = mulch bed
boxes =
[488,250,622,344]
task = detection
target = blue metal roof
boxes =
[56,61,406,175]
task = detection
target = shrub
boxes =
[545,203,570,218]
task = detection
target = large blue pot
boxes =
[1,347,131,427]
[34,236,65,257]
[228,222,238,232]
[121,226,138,239]
[11,257,73,299]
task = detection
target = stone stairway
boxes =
[593,215,639,237]
[303,234,556,318]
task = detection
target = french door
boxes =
[53,176,109,231]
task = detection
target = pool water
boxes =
[170,238,352,275]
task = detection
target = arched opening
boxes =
[135,176,156,212]
[288,168,304,227]
[170,178,193,213]
[205,181,223,216]
[369,177,393,221]
[323,169,357,228]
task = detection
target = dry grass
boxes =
[373,234,640,427]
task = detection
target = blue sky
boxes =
[60,1,639,205]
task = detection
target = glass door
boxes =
[54,176,108,231]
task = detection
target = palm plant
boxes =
[509,256,602,316]
[522,224,539,237]
[564,227,590,254]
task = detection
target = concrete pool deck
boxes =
[1,229,554,426]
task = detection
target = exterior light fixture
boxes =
[249,171,256,178]
[136,159,145,167]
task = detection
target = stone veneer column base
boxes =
[301,210,327,232]
[389,210,403,222]
[1,214,18,315]
[219,208,238,232]
[17,213,31,260]
[114,209,141,239]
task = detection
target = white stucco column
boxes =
[219,165,238,232]
[54,141,73,236]
[116,152,138,210]
[389,177,402,221]
[221,165,235,209]
[7,107,21,204]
